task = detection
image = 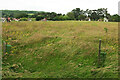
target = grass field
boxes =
[2,21,118,78]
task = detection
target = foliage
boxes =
[36,15,44,21]
[109,14,120,22]
[1,8,120,22]
[104,28,108,33]
[78,15,86,20]
[14,13,28,18]
[67,12,75,20]
[20,18,28,21]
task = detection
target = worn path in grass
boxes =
[2,21,118,78]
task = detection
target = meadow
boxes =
[2,21,118,78]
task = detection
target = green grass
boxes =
[2,21,118,78]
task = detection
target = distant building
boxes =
[41,18,47,21]
[88,18,91,21]
[13,18,20,22]
[1,18,6,22]
[85,17,91,21]
[104,18,108,22]
[6,17,11,22]
[28,18,32,21]
[98,19,103,21]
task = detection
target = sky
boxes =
[0,0,120,15]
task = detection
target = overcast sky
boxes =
[0,0,119,15]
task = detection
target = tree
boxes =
[53,15,64,21]
[78,15,86,20]
[109,14,120,22]
[90,12,99,21]
[72,8,81,20]
[67,12,75,20]
[71,8,85,20]
[50,12,57,20]
[14,13,28,18]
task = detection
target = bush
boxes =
[20,18,28,21]
[31,18,36,21]
[36,15,44,21]
[63,15,70,20]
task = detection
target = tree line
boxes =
[1,8,120,22]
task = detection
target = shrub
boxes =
[20,18,28,21]
[31,18,36,21]
[36,15,44,21]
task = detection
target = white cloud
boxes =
[0,0,119,15]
